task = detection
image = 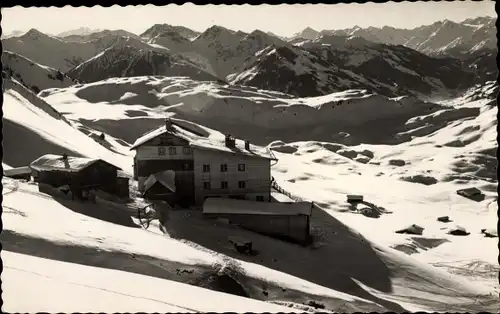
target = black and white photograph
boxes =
[1,1,498,312]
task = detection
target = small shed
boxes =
[143,170,176,204]
[30,154,121,199]
[203,198,313,244]
[112,170,130,199]
[4,166,32,180]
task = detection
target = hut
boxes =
[142,170,176,204]
[203,198,313,244]
[30,154,122,199]
[4,166,32,180]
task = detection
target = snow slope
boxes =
[2,251,296,313]
[42,76,474,148]
[2,79,131,171]
[4,77,498,311]
[267,86,498,294]
[2,50,76,92]
[1,177,384,312]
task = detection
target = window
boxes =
[238,164,246,172]
[158,147,166,156]
[221,181,228,189]
[203,164,211,172]
[183,147,192,155]
[169,147,177,155]
[203,182,211,190]
[238,181,246,189]
[220,164,228,172]
[256,196,264,202]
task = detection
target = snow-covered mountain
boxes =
[2,51,77,93]
[2,29,164,72]
[316,16,496,58]
[141,24,201,41]
[228,35,476,98]
[59,29,141,43]
[2,29,96,71]
[292,27,320,40]
[56,27,103,38]
[66,43,219,84]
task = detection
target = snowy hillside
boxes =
[2,78,131,172]
[65,43,219,84]
[2,51,76,93]
[5,76,496,311]
[41,76,452,146]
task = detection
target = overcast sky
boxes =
[2,2,495,37]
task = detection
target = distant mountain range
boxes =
[292,17,496,59]
[2,17,496,99]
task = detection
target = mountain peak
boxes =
[197,25,237,41]
[22,28,50,40]
[293,27,319,40]
[57,27,102,37]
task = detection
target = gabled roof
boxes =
[130,120,276,160]
[4,166,32,177]
[30,154,121,173]
[144,170,176,193]
[203,198,313,216]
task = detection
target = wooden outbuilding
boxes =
[29,154,124,199]
[4,166,32,180]
[203,198,313,244]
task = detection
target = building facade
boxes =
[131,119,276,206]
[133,131,195,207]
[193,148,271,205]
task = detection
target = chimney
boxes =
[225,134,235,148]
[61,153,70,168]
[165,118,173,130]
[244,140,250,150]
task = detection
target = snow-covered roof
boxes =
[203,198,313,216]
[144,170,176,193]
[130,120,275,160]
[4,166,32,177]
[30,154,121,173]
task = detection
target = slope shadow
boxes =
[162,205,407,312]
[79,117,160,145]
[3,118,84,167]
[0,230,206,285]
[51,195,140,229]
